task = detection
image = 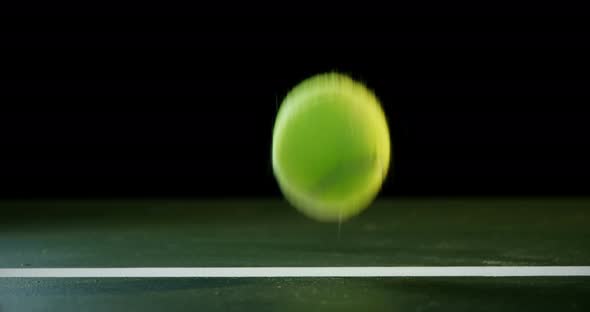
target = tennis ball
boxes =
[272,72,391,222]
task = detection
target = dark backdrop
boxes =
[1,13,589,198]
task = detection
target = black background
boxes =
[1,10,589,198]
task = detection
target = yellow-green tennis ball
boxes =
[272,72,391,222]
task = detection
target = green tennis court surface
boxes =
[1,198,589,311]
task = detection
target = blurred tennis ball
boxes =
[272,72,391,222]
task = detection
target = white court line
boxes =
[1,267,590,278]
